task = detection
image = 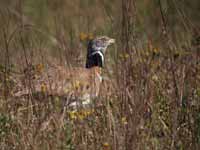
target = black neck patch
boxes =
[85,51,104,68]
[85,40,105,68]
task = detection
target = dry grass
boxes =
[0,1,200,150]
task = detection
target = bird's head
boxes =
[86,36,115,68]
[90,36,115,53]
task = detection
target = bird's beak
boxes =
[109,38,115,44]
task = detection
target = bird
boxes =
[86,36,115,68]
[13,36,115,108]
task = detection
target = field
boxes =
[0,0,200,149]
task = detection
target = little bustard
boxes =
[14,36,115,108]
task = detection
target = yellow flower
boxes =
[152,75,158,81]
[103,142,110,148]
[78,109,94,120]
[83,109,94,116]
[73,80,80,90]
[64,88,69,93]
[79,32,88,41]
[36,63,44,73]
[121,117,128,125]
[124,53,129,59]
[153,48,159,53]
[119,53,130,59]
[41,83,47,92]
[68,111,78,120]
[68,109,94,120]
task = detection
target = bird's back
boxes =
[15,64,102,103]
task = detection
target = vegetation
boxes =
[0,0,200,149]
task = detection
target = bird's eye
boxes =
[101,38,107,42]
